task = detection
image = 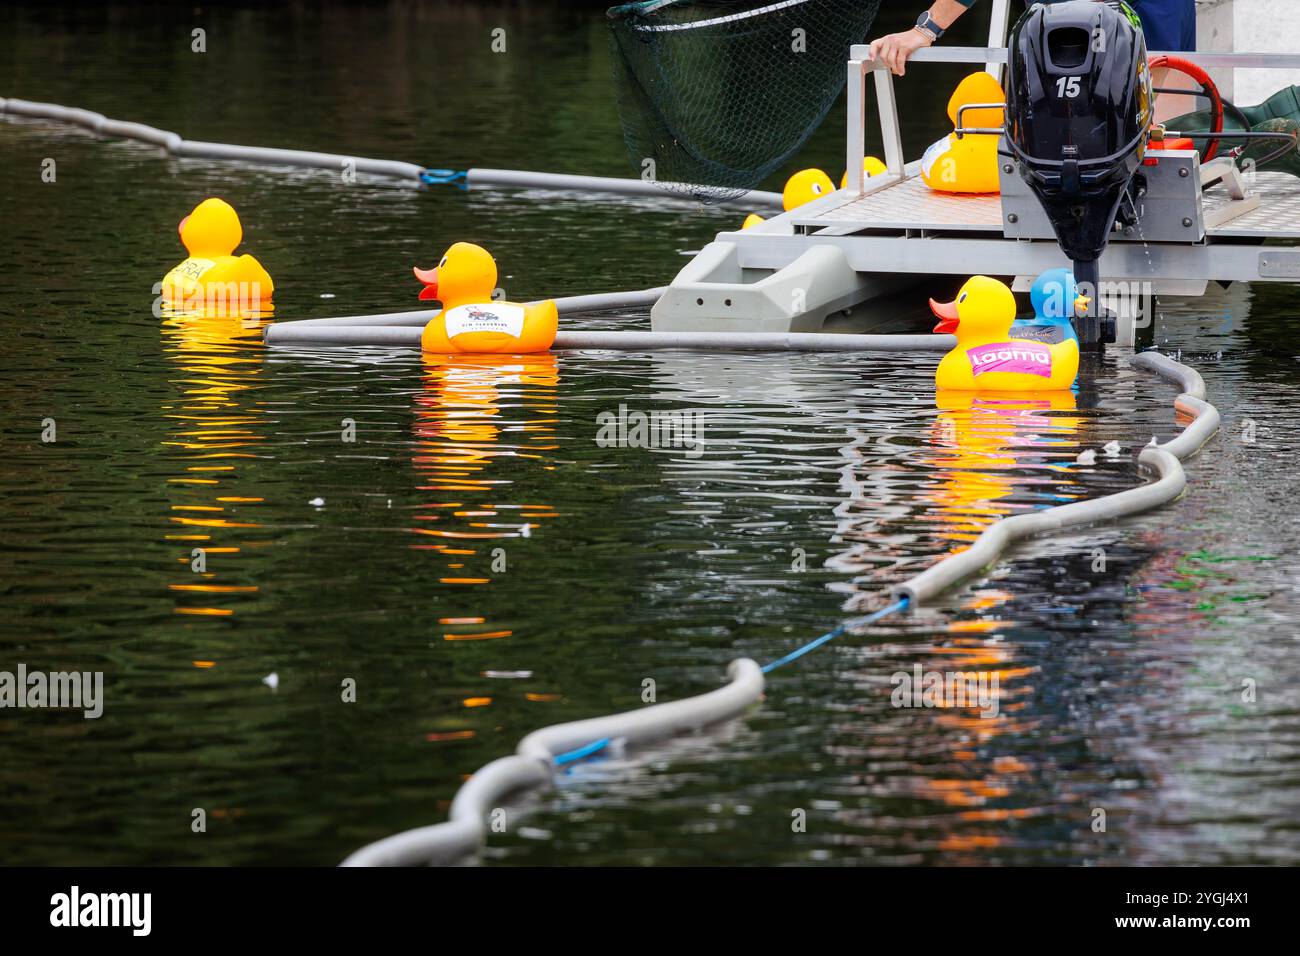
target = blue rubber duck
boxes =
[1011,268,1086,345]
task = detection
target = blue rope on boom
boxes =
[761,598,909,674]
[419,168,468,185]
[548,598,908,772]
[554,737,611,767]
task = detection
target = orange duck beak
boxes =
[177,215,190,240]
[413,265,440,301]
[929,297,960,334]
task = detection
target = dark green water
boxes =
[1,1,1298,866]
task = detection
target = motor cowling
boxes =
[1006,1,1152,266]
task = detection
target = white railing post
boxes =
[986,0,1012,81]
[874,64,905,179]
[846,57,867,197]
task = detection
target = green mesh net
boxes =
[607,0,884,203]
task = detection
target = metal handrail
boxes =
[848,45,1300,69]
[845,0,1012,195]
[844,0,1300,200]
[849,45,1010,66]
[954,101,1007,139]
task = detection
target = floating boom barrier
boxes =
[266,321,953,353]
[0,97,784,208]
[342,350,1218,866]
[260,285,953,351]
[2,94,1219,869]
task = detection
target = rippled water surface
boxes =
[2,2,1298,866]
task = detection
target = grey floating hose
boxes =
[893,351,1220,607]
[265,319,954,351]
[892,446,1188,606]
[281,309,439,330]
[174,140,425,181]
[552,331,949,352]
[340,659,765,867]
[267,326,424,347]
[548,287,669,315]
[273,288,670,332]
[467,168,784,209]
[342,350,1218,866]
[0,97,780,207]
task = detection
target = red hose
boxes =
[1149,54,1224,162]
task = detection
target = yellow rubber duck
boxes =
[743,165,851,230]
[415,242,558,354]
[840,156,888,189]
[742,159,888,229]
[781,168,835,211]
[929,276,1078,391]
[161,198,273,311]
[920,72,1006,195]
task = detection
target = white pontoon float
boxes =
[652,0,1300,347]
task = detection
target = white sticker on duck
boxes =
[966,342,1052,377]
[444,304,526,339]
[920,136,948,179]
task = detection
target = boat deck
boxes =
[793,171,1300,240]
[655,30,1300,338]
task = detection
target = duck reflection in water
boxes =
[159,303,272,624]
[859,388,1087,860]
[409,353,560,635]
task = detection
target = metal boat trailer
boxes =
[652,1,1300,347]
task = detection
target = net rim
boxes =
[609,0,815,31]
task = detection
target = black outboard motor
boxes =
[1006,1,1152,348]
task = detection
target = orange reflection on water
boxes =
[411,354,559,645]
[160,307,270,625]
[443,629,513,642]
[425,730,476,743]
[925,389,1082,545]
[900,389,1085,855]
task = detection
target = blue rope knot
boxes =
[419,168,468,186]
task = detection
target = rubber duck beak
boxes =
[1074,294,1091,316]
[929,297,960,334]
[177,215,190,239]
[414,265,440,301]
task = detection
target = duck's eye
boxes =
[813,183,823,194]
[439,257,448,268]
[958,292,968,303]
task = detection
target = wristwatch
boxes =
[914,11,945,42]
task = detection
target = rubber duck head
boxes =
[178,198,243,258]
[1030,268,1089,323]
[782,168,836,211]
[414,242,498,305]
[929,275,1017,338]
[840,156,887,189]
[947,71,1006,130]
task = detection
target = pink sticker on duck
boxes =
[966,342,1052,377]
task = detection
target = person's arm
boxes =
[868,0,975,76]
